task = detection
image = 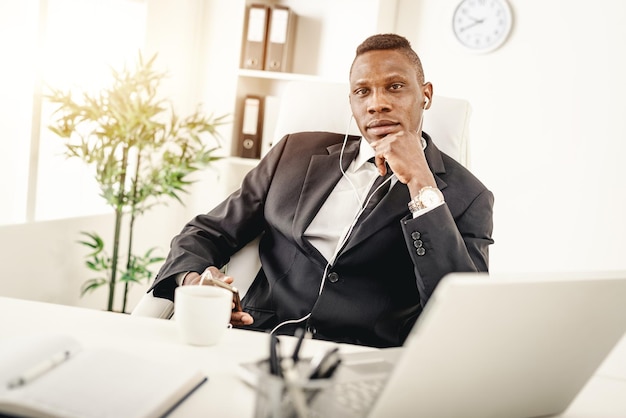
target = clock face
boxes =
[452,0,512,53]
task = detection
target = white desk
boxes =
[1,296,626,417]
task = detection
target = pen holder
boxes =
[252,359,336,418]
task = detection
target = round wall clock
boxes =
[452,0,513,53]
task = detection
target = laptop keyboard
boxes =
[333,378,386,415]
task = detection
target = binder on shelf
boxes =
[238,95,264,159]
[264,5,296,72]
[241,4,270,70]
[261,95,281,157]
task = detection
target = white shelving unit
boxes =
[232,0,398,157]
[198,0,398,201]
[238,69,322,82]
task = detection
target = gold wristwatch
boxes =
[408,186,444,213]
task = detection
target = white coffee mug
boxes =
[175,285,233,346]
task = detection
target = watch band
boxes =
[408,195,425,214]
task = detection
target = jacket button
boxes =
[411,231,421,240]
[327,272,339,283]
[416,247,426,256]
[413,239,423,248]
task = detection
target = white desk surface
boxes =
[1,296,625,418]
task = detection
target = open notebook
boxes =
[0,333,206,418]
[243,271,626,418]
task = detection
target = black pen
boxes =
[268,333,283,377]
[308,347,341,379]
[291,328,309,363]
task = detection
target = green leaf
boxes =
[80,278,108,297]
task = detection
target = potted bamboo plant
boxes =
[46,53,228,312]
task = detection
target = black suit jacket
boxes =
[151,131,494,347]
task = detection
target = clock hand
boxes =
[459,18,484,32]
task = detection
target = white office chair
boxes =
[131,80,472,319]
[273,80,471,167]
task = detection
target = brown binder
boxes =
[264,5,296,72]
[241,4,270,70]
[238,95,264,159]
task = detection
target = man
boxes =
[149,34,494,348]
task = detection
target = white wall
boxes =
[0,210,179,311]
[396,0,626,274]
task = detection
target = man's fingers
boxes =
[375,155,388,176]
[231,311,254,326]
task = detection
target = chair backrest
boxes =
[272,80,472,167]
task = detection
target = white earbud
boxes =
[423,97,429,109]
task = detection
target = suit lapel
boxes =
[423,132,446,176]
[340,182,408,254]
[292,139,360,264]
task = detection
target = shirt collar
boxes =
[353,138,376,171]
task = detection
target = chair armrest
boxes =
[131,290,174,319]
[224,235,261,297]
[131,236,261,319]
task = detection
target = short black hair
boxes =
[351,33,425,83]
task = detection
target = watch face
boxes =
[421,189,441,207]
[452,0,513,53]
[418,188,444,209]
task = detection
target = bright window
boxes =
[0,0,146,225]
[0,0,39,224]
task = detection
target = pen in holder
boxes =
[252,358,337,418]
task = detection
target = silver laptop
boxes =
[244,271,626,418]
